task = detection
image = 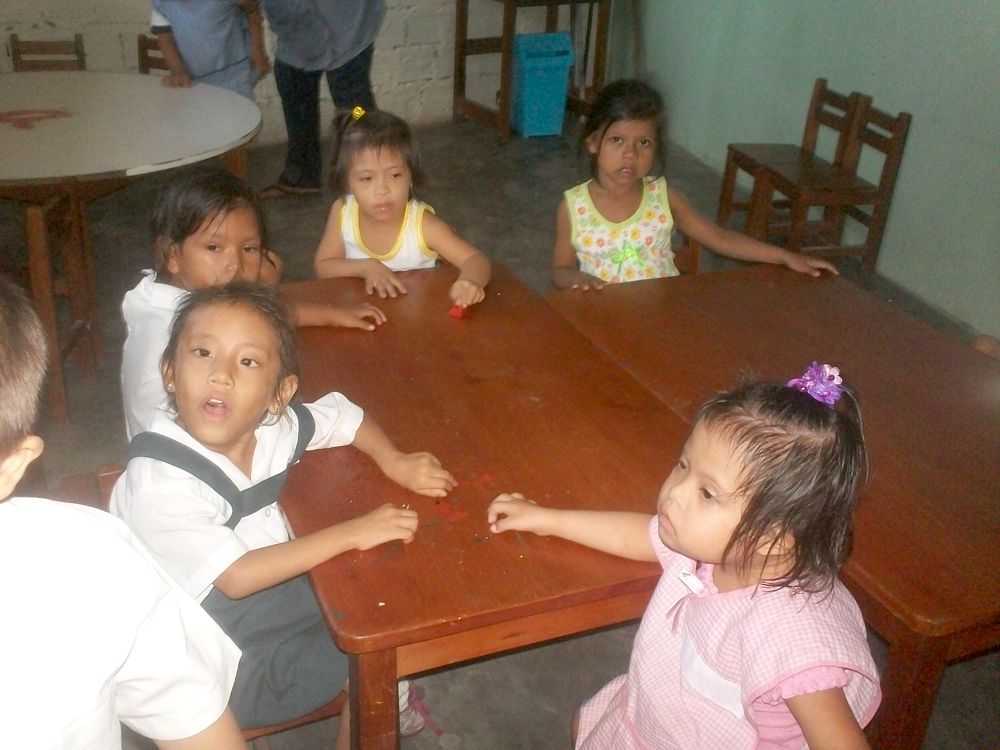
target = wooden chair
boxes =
[10,33,86,71]
[716,79,871,260]
[674,234,700,276]
[53,465,346,747]
[752,101,910,273]
[0,193,95,422]
[137,34,169,75]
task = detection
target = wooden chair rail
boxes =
[10,33,86,72]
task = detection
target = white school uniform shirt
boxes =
[111,392,364,602]
[0,497,240,749]
[120,270,186,440]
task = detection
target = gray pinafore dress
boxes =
[127,403,348,728]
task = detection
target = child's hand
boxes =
[162,72,192,88]
[363,260,407,298]
[488,492,547,534]
[384,451,457,497]
[449,279,485,307]
[781,251,839,277]
[344,503,419,550]
[327,303,387,331]
[567,271,605,291]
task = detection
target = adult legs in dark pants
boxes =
[270,44,376,193]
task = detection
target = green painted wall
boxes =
[640,1,999,337]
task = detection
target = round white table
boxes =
[0,72,261,421]
[0,71,262,183]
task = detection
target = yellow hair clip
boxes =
[351,106,366,121]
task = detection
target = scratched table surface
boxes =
[280,264,687,748]
[0,71,260,184]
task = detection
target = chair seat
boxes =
[766,155,879,201]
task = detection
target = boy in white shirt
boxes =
[0,278,247,750]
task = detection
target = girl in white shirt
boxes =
[112,282,454,749]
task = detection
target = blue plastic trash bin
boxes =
[511,32,575,137]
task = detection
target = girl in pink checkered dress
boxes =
[488,364,881,749]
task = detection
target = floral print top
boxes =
[566,176,677,283]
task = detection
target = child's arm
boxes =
[551,199,605,291]
[288,298,387,331]
[154,31,192,88]
[488,492,656,561]
[352,416,457,497]
[213,503,419,598]
[154,708,246,749]
[238,0,270,79]
[668,188,838,277]
[314,199,408,298]
[420,213,492,307]
[786,688,871,750]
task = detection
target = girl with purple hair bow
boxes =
[487,364,880,750]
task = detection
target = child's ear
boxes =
[0,435,44,500]
[270,374,299,415]
[585,130,601,155]
[161,360,176,393]
[161,239,182,276]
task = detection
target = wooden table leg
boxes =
[868,633,949,750]
[496,0,517,143]
[220,145,248,179]
[65,182,99,372]
[349,649,399,750]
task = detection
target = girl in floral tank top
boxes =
[552,81,837,290]
[488,365,881,749]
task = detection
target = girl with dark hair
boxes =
[488,363,881,749]
[112,282,455,748]
[313,107,491,307]
[552,79,836,290]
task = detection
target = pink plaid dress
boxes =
[576,519,881,749]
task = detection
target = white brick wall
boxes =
[1,0,562,144]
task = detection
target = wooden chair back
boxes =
[800,78,872,173]
[10,33,86,72]
[840,102,912,238]
[137,34,169,75]
[674,234,700,276]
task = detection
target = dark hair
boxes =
[151,165,269,270]
[329,109,424,200]
[0,278,48,457]
[582,79,666,177]
[696,378,868,594]
[161,283,300,419]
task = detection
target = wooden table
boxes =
[280,264,689,749]
[453,0,610,141]
[0,71,261,416]
[547,265,1000,750]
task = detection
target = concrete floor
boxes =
[2,121,996,749]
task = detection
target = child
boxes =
[488,364,881,749]
[0,278,246,749]
[111,283,453,747]
[313,107,492,307]
[151,0,269,99]
[121,165,386,439]
[552,80,838,290]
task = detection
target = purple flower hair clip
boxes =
[787,362,844,407]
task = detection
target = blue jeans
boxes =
[274,44,376,190]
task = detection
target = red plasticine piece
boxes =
[448,305,468,319]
